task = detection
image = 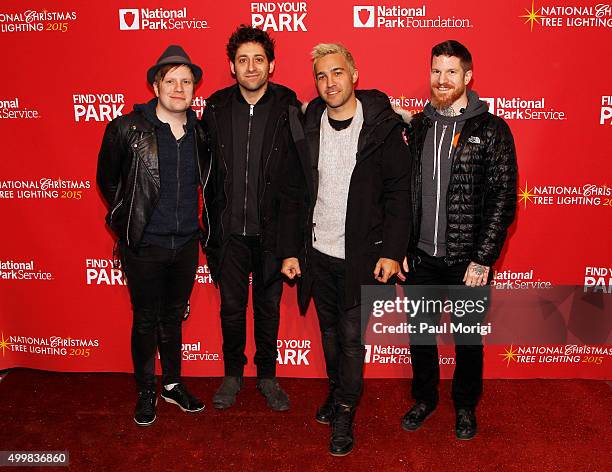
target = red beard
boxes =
[430,83,465,109]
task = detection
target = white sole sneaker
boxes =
[161,394,205,413]
[134,414,157,426]
[134,398,158,426]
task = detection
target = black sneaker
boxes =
[315,388,335,424]
[401,401,436,431]
[329,404,355,457]
[212,376,243,410]
[455,407,477,440]
[161,383,205,413]
[256,378,290,412]
[134,390,157,426]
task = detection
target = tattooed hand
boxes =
[463,262,490,287]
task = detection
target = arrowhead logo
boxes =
[358,8,371,25]
[119,9,140,30]
[124,12,136,27]
[354,5,375,28]
[482,97,495,114]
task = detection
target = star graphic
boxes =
[518,180,538,208]
[520,1,544,32]
[500,345,518,367]
[0,332,13,357]
[399,95,406,101]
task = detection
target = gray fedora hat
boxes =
[147,45,203,85]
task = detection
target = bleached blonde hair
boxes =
[311,43,356,75]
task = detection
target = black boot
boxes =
[455,407,477,440]
[315,382,336,424]
[256,378,290,412]
[401,401,436,431]
[329,404,355,456]
[212,376,243,410]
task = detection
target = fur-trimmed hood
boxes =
[300,93,413,124]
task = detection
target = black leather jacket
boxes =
[407,111,517,266]
[97,106,209,248]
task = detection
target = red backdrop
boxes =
[1,0,611,379]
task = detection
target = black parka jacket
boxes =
[406,111,517,266]
[279,89,412,312]
[97,106,209,248]
[200,83,301,283]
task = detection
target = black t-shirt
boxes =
[328,116,353,131]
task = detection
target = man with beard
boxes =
[398,40,517,439]
[97,45,206,425]
[201,25,300,411]
[280,43,411,456]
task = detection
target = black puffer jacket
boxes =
[97,105,209,248]
[406,109,517,266]
[200,83,301,283]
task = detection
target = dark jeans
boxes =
[120,238,198,392]
[311,249,364,407]
[218,235,282,378]
[403,248,491,409]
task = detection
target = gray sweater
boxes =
[312,100,364,259]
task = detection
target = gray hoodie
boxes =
[418,89,488,257]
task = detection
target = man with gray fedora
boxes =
[97,45,208,426]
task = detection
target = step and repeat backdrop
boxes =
[1,0,611,379]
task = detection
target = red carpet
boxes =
[0,370,610,471]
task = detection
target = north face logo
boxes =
[354,6,375,28]
[119,9,140,30]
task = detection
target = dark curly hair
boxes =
[226,24,275,62]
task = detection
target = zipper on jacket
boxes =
[433,123,447,257]
[126,144,140,246]
[202,151,213,247]
[194,128,213,247]
[109,198,124,226]
[174,138,183,249]
[243,104,254,235]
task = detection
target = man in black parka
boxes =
[280,43,411,456]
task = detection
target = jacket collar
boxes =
[133,98,197,131]
[206,82,299,110]
[304,89,401,157]
[304,89,399,133]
